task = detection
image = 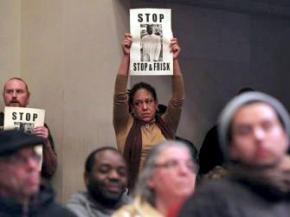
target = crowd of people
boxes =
[0,32,290,217]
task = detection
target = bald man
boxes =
[1,77,57,180]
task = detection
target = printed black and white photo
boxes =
[14,122,35,134]
[140,24,163,62]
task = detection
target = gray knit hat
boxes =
[218,91,290,161]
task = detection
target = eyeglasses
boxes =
[155,159,197,172]
[133,98,155,107]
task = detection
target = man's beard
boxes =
[8,100,21,107]
[87,178,123,208]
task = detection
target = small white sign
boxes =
[4,107,45,171]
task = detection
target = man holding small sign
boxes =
[0,77,57,180]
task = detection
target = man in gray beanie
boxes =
[178,92,290,217]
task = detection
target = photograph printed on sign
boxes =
[14,122,35,134]
[140,24,163,62]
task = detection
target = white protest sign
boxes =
[130,8,173,75]
[4,107,45,131]
[4,107,45,171]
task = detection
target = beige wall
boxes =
[0,0,21,110]
[1,0,129,202]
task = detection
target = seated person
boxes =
[66,147,130,217]
[0,130,75,216]
[113,140,198,217]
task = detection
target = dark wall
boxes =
[130,1,290,148]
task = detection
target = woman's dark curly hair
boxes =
[129,82,157,105]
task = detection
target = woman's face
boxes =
[148,146,197,203]
[131,88,158,123]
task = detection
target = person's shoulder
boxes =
[197,177,244,196]
[196,178,230,196]
[178,179,235,217]
[113,197,143,217]
[42,202,78,217]
[37,185,78,217]
[66,192,92,217]
[113,203,136,217]
[66,191,89,207]
[119,190,132,205]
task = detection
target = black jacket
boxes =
[0,185,76,217]
[178,177,290,217]
[199,125,224,175]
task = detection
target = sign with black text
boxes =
[4,107,45,171]
[4,107,45,132]
[130,8,173,75]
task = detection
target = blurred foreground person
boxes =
[67,147,130,217]
[0,130,75,217]
[179,92,290,217]
[113,140,197,217]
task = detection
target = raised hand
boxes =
[170,38,181,60]
[122,33,132,56]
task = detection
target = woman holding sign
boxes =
[113,33,184,190]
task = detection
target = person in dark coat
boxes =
[178,92,290,217]
[198,125,223,175]
[0,130,75,217]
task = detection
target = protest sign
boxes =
[4,107,45,170]
[4,107,45,131]
[130,8,173,75]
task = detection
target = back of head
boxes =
[237,87,255,95]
